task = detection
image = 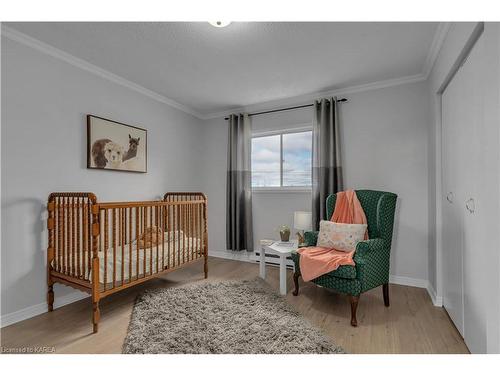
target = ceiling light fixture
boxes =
[209,21,231,28]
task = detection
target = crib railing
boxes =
[97,198,207,294]
[47,193,98,288]
[47,192,208,332]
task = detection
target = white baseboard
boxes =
[209,249,257,263]
[426,282,443,307]
[209,249,295,268]
[0,291,88,328]
[388,275,428,288]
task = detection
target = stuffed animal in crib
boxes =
[137,226,163,249]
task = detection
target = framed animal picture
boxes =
[87,115,147,173]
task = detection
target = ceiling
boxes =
[6,22,439,117]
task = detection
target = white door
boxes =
[459,36,487,354]
[441,34,487,353]
[442,59,465,336]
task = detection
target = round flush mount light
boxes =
[209,21,231,28]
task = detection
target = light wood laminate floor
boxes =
[0,257,469,354]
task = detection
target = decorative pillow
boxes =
[317,220,367,252]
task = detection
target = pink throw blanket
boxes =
[297,190,368,282]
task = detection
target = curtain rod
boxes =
[224,98,347,120]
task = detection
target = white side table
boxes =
[259,240,298,295]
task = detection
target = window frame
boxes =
[251,124,313,193]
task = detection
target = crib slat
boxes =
[72,198,77,277]
[155,205,159,273]
[68,198,72,276]
[69,197,73,277]
[192,200,196,260]
[192,201,196,260]
[191,202,194,261]
[187,202,190,261]
[196,205,202,258]
[179,206,186,263]
[118,207,121,283]
[177,204,181,267]
[136,207,139,280]
[58,198,62,272]
[77,198,81,278]
[187,203,190,261]
[71,198,78,277]
[199,202,203,259]
[142,206,146,277]
[88,200,92,279]
[196,202,200,259]
[171,205,174,267]
[103,208,108,289]
[52,198,57,272]
[183,203,186,264]
[167,206,171,268]
[203,200,207,265]
[193,203,197,261]
[63,197,66,274]
[112,208,116,289]
[161,206,165,270]
[192,202,196,261]
[98,209,102,282]
[83,201,88,279]
[129,207,132,283]
[193,202,197,260]
[149,205,153,275]
[121,207,125,286]
[63,197,68,274]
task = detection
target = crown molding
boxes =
[1,25,205,120]
[422,22,451,79]
[202,22,451,120]
[201,72,426,120]
[2,23,450,122]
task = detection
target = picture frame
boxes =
[87,115,147,173]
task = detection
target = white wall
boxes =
[1,37,204,322]
[342,81,430,282]
[201,80,431,283]
[427,22,500,353]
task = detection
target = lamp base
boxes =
[296,231,306,247]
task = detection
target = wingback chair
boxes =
[291,190,397,326]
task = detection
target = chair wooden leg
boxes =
[292,271,300,296]
[383,283,390,307]
[349,295,359,327]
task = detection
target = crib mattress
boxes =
[52,236,203,284]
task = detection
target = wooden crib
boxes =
[46,192,208,333]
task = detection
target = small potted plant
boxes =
[279,225,291,242]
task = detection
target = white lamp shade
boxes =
[294,211,312,231]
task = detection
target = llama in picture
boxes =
[87,115,147,173]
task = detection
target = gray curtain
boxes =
[226,114,254,251]
[312,97,343,230]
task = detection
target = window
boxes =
[251,129,312,189]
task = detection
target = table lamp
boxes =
[294,211,312,247]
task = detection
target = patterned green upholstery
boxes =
[292,190,397,297]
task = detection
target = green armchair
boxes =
[291,190,397,326]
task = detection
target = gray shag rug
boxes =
[122,278,344,354]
